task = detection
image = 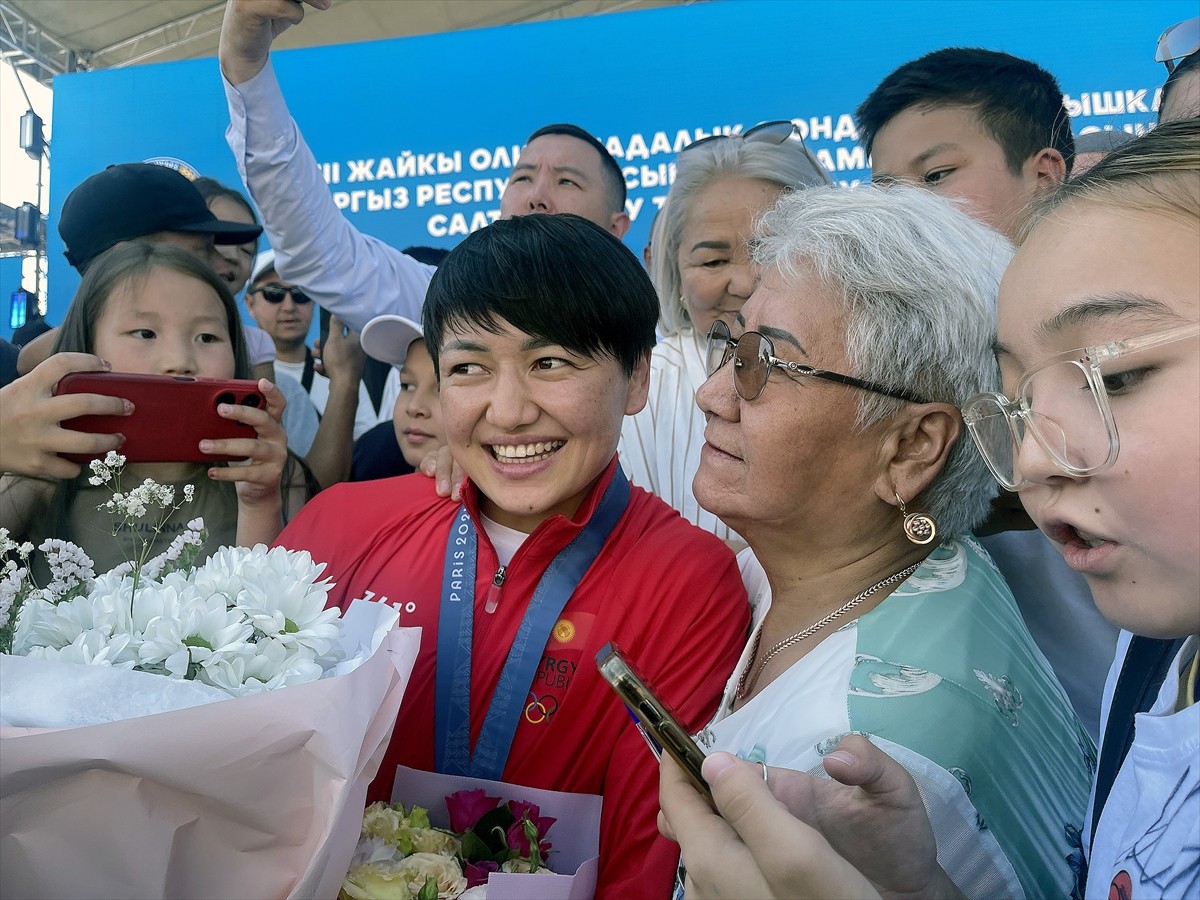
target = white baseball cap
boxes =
[360,314,425,368]
[250,248,277,286]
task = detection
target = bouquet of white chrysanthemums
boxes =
[0,453,421,899]
[3,534,344,703]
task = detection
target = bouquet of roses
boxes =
[0,453,421,899]
[341,789,558,900]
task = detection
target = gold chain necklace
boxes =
[734,561,922,701]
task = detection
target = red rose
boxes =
[445,788,502,832]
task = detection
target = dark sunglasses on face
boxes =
[255,283,313,305]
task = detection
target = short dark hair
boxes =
[525,123,627,215]
[1160,50,1200,122]
[401,245,450,267]
[856,48,1075,176]
[422,214,656,378]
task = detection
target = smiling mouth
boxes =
[490,440,564,463]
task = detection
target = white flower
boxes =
[13,579,136,662]
[198,545,342,657]
[26,628,136,669]
[138,592,254,679]
[6,472,348,701]
[0,562,27,625]
[500,858,536,874]
[37,539,95,601]
[397,852,468,899]
[411,828,461,857]
[87,451,126,486]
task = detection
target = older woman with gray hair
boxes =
[618,124,829,546]
[679,185,1092,898]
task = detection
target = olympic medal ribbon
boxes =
[434,467,631,779]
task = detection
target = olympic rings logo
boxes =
[524,692,559,724]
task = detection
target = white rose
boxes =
[399,852,467,899]
[411,827,461,857]
[362,803,406,843]
[339,862,412,900]
[499,858,537,874]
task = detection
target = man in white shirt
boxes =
[219,0,630,337]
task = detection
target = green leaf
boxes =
[470,805,516,857]
[416,876,440,900]
[183,635,213,651]
[460,831,494,864]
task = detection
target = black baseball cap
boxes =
[59,163,263,272]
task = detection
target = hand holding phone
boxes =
[54,372,267,464]
[596,642,714,807]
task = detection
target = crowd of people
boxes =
[0,0,1197,897]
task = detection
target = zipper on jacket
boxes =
[484,565,507,614]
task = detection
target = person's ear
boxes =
[610,210,632,239]
[872,403,962,505]
[1028,147,1067,191]
[623,349,651,416]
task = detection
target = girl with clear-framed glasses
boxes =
[976,119,1200,900]
[657,117,1200,900]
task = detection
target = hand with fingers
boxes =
[658,735,963,900]
[0,353,129,479]
[419,444,464,502]
[201,378,288,545]
[219,0,332,86]
[320,315,365,386]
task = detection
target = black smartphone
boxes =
[595,642,714,807]
[54,372,265,463]
[318,306,332,356]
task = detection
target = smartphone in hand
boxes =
[54,372,266,464]
[596,641,714,807]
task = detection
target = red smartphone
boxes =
[54,372,266,464]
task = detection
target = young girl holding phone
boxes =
[657,119,1199,900]
[0,241,312,575]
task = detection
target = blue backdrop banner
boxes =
[45,0,1194,327]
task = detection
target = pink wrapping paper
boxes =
[391,765,603,900]
[0,624,422,899]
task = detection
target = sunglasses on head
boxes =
[681,120,806,155]
[1156,17,1199,72]
[255,283,312,305]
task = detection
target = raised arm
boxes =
[219,0,434,334]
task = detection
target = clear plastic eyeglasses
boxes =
[962,322,1200,491]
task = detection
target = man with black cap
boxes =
[59,162,262,276]
[219,0,630,337]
